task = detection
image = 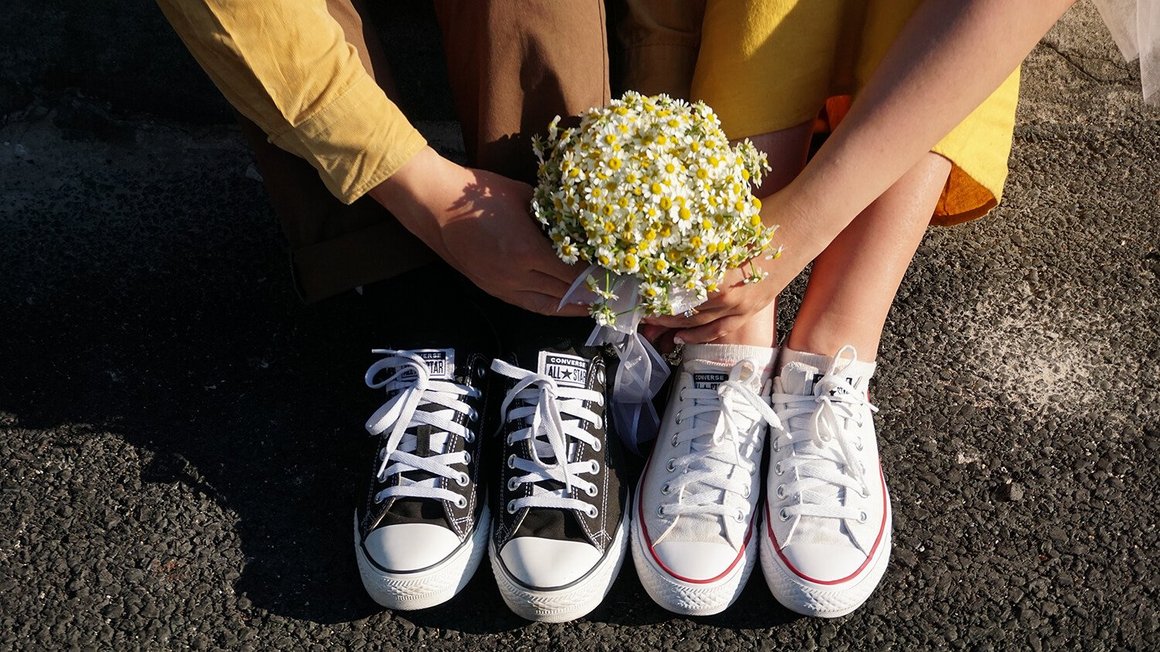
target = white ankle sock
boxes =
[683,343,778,380]
[778,346,877,382]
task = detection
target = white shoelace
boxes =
[656,361,781,546]
[491,359,605,517]
[364,350,481,507]
[772,346,879,524]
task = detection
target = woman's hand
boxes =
[642,188,820,344]
[641,257,785,344]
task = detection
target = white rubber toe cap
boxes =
[651,541,742,582]
[363,523,460,572]
[499,537,601,588]
[776,542,870,585]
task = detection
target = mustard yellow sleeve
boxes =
[155,0,426,204]
[619,0,706,99]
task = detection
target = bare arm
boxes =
[651,0,1078,341]
[767,0,1077,270]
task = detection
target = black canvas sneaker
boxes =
[488,343,629,622]
[354,348,490,610]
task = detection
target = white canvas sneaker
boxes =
[761,345,891,618]
[632,345,779,615]
[354,348,490,610]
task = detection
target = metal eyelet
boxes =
[506,454,516,469]
[771,439,780,452]
[590,460,600,474]
[661,483,671,495]
[507,500,517,514]
[779,508,790,521]
[592,440,602,452]
[455,496,467,508]
[855,439,864,451]
[859,511,868,523]
[656,506,665,517]
[735,510,746,522]
[776,484,786,499]
[463,452,472,464]
[861,487,871,498]
[585,484,598,497]
[774,461,784,476]
[742,486,751,498]
[507,478,519,491]
[666,458,677,472]
[465,432,476,443]
[456,473,470,487]
[671,434,679,447]
[586,506,598,518]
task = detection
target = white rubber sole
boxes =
[354,508,490,611]
[630,484,757,616]
[489,514,629,623]
[759,506,892,618]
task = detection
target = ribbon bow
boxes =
[560,265,701,454]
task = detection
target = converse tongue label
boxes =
[539,351,588,388]
[693,372,730,390]
[812,373,859,396]
[400,348,455,382]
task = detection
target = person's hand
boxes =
[370,147,587,316]
[641,188,823,343]
[641,261,784,344]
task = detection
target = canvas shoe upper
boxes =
[632,351,780,616]
[354,348,490,610]
[761,345,891,618]
[488,344,629,622]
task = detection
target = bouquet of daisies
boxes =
[531,92,778,449]
[532,91,777,327]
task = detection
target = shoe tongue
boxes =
[686,358,733,390]
[401,348,455,382]
[681,359,734,452]
[780,361,822,396]
[538,350,589,388]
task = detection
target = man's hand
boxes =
[370,147,587,316]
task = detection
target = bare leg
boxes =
[786,151,952,360]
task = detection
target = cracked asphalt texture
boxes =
[1,3,1157,650]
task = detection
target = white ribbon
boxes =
[559,265,701,454]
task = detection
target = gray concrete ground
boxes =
[1,3,1157,650]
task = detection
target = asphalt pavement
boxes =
[1,3,1157,650]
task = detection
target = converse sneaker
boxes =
[761,345,891,618]
[488,344,629,622]
[632,344,780,616]
[354,348,490,610]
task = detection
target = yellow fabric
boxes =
[155,0,427,204]
[692,0,1021,225]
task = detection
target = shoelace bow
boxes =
[364,350,481,506]
[656,361,781,546]
[771,346,879,525]
[491,359,605,517]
